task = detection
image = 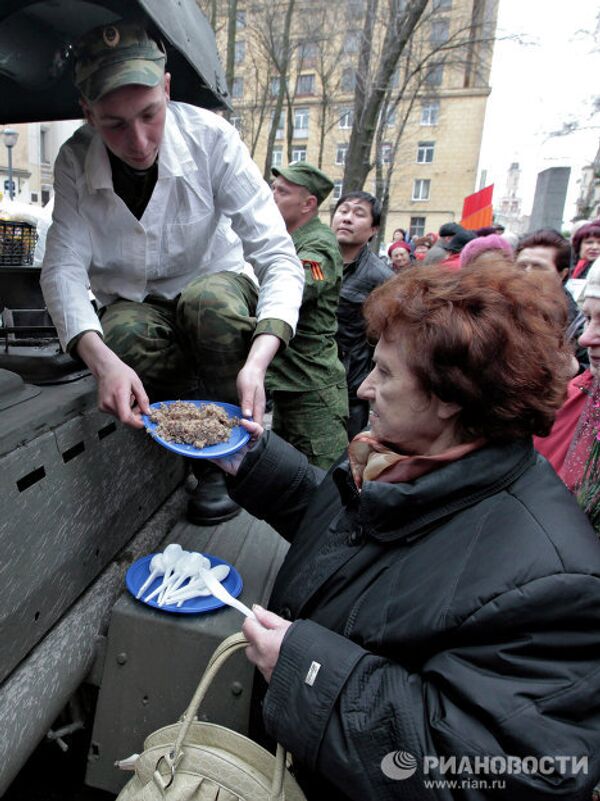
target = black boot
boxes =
[187,461,241,525]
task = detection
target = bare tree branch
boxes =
[261,0,296,178]
[342,0,429,191]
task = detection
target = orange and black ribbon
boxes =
[302,259,325,281]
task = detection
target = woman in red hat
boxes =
[387,239,411,272]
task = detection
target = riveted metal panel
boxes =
[0,378,186,684]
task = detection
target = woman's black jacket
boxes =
[229,433,600,801]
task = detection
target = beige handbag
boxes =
[115,632,307,801]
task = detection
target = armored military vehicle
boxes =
[0,2,285,796]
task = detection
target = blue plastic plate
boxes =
[142,400,250,459]
[125,553,243,615]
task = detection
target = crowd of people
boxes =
[38,18,600,801]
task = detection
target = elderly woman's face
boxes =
[357,335,461,455]
[579,297,600,378]
[390,246,410,271]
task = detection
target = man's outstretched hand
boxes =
[96,360,150,428]
[236,332,281,425]
[77,332,150,428]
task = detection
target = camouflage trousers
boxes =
[100,272,258,404]
[271,381,349,470]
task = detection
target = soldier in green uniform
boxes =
[268,163,348,468]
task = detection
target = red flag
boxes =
[460,185,494,230]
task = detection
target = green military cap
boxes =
[272,162,334,206]
[74,20,166,102]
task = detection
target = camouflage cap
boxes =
[272,162,334,206]
[74,20,166,103]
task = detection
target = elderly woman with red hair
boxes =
[214,261,600,801]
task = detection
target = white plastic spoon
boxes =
[166,564,231,606]
[166,552,211,595]
[197,566,255,619]
[157,550,193,605]
[136,553,165,599]
[145,544,186,603]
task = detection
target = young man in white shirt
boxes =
[41,20,304,523]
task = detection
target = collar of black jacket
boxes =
[333,440,536,542]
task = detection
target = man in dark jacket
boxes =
[332,191,392,438]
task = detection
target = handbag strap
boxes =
[167,632,287,801]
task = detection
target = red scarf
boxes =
[572,258,590,279]
[534,370,594,482]
[560,376,600,492]
[348,433,485,491]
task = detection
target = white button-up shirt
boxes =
[41,102,304,350]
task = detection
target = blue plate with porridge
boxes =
[142,400,250,459]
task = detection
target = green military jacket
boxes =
[267,215,346,392]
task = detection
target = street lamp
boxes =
[2,128,19,200]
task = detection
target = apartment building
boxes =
[212,0,498,239]
[0,120,80,207]
[2,0,498,240]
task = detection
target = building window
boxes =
[293,107,309,138]
[271,110,285,139]
[270,76,280,97]
[339,108,353,129]
[430,19,450,45]
[230,114,243,133]
[231,77,244,98]
[272,147,283,167]
[343,31,361,54]
[417,141,435,163]
[420,100,440,125]
[40,127,49,164]
[333,180,343,199]
[425,62,444,87]
[390,67,400,89]
[31,192,38,203]
[380,142,393,164]
[385,108,396,127]
[41,187,51,206]
[341,68,356,92]
[236,10,246,29]
[336,144,348,166]
[412,179,431,201]
[234,40,246,64]
[296,73,315,95]
[432,0,452,10]
[410,216,426,237]
[291,145,307,162]
[297,41,317,68]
